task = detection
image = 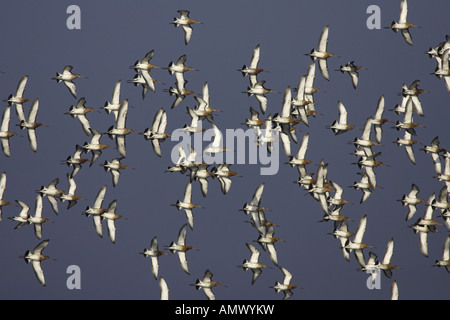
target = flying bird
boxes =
[171,10,202,45]
[305,25,338,81]
[22,239,55,286]
[52,65,86,98]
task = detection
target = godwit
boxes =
[130,50,160,73]
[391,281,399,300]
[204,123,230,155]
[401,80,427,117]
[421,136,445,175]
[237,243,268,285]
[433,235,450,273]
[308,160,332,214]
[305,25,338,81]
[344,215,373,252]
[0,106,19,157]
[376,238,400,278]
[351,172,373,204]
[82,128,113,166]
[62,144,90,178]
[431,186,450,213]
[8,200,29,229]
[171,181,203,230]
[409,218,437,257]
[270,266,300,300]
[183,107,205,135]
[394,130,419,165]
[257,115,278,155]
[272,86,303,135]
[244,80,277,115]
[329,220,354,262]
[355,151,387,190]
[326,100,357,135]
[398,183,425,221]
[101,199,125,244]
[165,54,198,76]
[436,152,450,191]
[65,97,96,136]
[164,78,198,109]
[256,225,283,266]
[191,165,214,198]
[171,10,202,45]
[291,76,312,126]
[27,194,50,240]
[22,239,55,286]
[244,106,264,141]
[433,48,450,92]
[336,61,366,89]
[371,95,389,144]
[101,157,133,187]
[303,62,323,115]
[139,236,167,280]
[159,278,169,300]
[0,172,14,221]
[84,185,107,239]
[238,44,268,87]
[287,133,313,173]
[387,0,419,46]
[193,82,220,123]
[417,193,442,227]
[17,98,46,152]
[240,183,267,215]
[38,178,65,215]
[327,181,351,211]
[4,75,31,109]
[103,80,122,120]
[211,163,240,195]
[166,223,197,275]
[106,100,136,158]
[192,269,225,300]
[59,173,84,209]
[141,108,170,157]
[52,65,86,98]
[127,74,151,99]
[352,117,379,154]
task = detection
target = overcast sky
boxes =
[0,0,449,300]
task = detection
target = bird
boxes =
[352,117,380,154]
[16,98,46,152]
[376,238,400,278]
[159,277,169,300]
[0,106,20,157]
[421,136,446,175]
[270,266,300,300]
[391,281,399,300]
[305,25,338,81]
[326,100,357,135]
[410,218,437,258]
[398,183,425,221]
[5,75,31,123]
[38,178,65,215]
[101,199,125,244]
[171,10,202,45]
[59,173,84,209]
[52,65,86,98]
[139,236,167,280]
[141,108,170,157]
[84,185,107,239]
[167,223,197,275]
[291,76,312,126]
[244,106,264,141]
[106,99,136,158]
[130,50,161,94]
[0,172,14,221]
[62,144,90,178]
[165,54,198,76]
[100,157,133,187]
[65,97,97,136]
[344,215,373,253]
[394,130,419,165]
[336,61,366,89]
[255,225,283,266]
[400,80,427,117]
[204,123,230,155]
[192,269,225,300]
[329,219,354,262]
[171,181,203,230]
[327,181,351,211]
[303,62,324,116]
[431,186,450,213]
[192,82,220,123]
[308,160,333,214]
[82,128,113,166]
[238,44,268,84]
[27,194,50,240]
[22,239,55,286]
[237,243,269,285]
[371,95,389,144]
[436,152,450,191]
[211,163,240,195]
[387,0,419,46]
[433,235,450,273]
[240,183,267,215]
[351,172,374,204]
[183,106,206,135]
[102,80,122,120]
[8,200,30,230]
[417,193,442,227]
[244,80,277,115]
[433,48,450,92]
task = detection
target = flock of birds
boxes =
[1,1,449,300]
